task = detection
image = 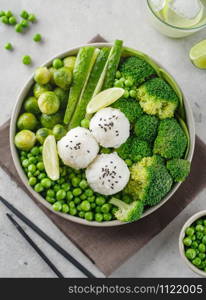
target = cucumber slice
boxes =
[68,47,110,129]
[64,46,96,125]
[102,40,123,90]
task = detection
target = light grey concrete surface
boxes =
[0,0,206,278]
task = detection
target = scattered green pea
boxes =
[0,11,5,17]
[22,55,32,65]
[15,23,23,32]
[20,10,29,19]
[20,19,29,27]
[28,14,36,22]
[9,16,17,25]
[33,33,42,42]
[1,16,9,24]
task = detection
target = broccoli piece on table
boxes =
[125,155,173,207]
[166,159,191,182]
[137,78,179,119]
[154,118,187,159]
[134,114,159,143]
[119,56,157,86]
[116,137,152,162]
[110,197,144,222]
[112,97,143,123]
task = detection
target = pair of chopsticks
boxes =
[0,196,95,278]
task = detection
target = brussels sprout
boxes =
[52,124,67,141]
[63,56,76,71]
[53,67,72,89]
[36,128,52,144]
[24,96,40,115]
[53,87,68,110]
[34,67,51,85]
[49,67,55,85]
[38,91,60,115]
[33,82,52,98]
[17,112,38,130]
[15,130,36,151]
[40,112,62,129]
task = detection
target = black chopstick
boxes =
[0,196,95,278]
[6,213,64,278]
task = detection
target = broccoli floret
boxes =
[154,118,187,159]
[112,97,143,123]
[110,197,144,222]
[125,155,173,206]
[116,137,152,162]
[166,159,191,182]
[119,56,157,86]
[137,78,179,119]
[134,114,159,143]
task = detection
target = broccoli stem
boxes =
[110,197,128,210]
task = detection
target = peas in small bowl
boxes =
[179,211,206,277]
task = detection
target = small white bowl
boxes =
[179,211,206,277]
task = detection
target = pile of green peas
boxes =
[183,218,206,272]
[19,145,119,222]
[114,70,137,99]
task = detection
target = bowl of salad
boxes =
[10,40,195,226]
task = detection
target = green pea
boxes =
[185,248,196,260]
[85,188,93,197]
[91,203,96,209]
[38,173,46,180]
[41,178,51,188]
[101,203,111,213]
[196,225,204,232]
[22,159,29,168]
[196,219,203,225]
[79,179,88,190]
[192,257,201,266]
[31,147,40,156]
[54,184,61,192]
[53,201,62,211]
[74,197,81,204]
[34,170,40,176]
[123,90,129,98]
[191,235,196,241]
[20,10,29,19]
[46,196,55,203]
[47,189,55,197]
[0,11,5,17]
[191,241,198,249]
[27,172,33,178]
[22,55,32,65]
[28,177,37,186]
[69,173,75,180]
[115,71,121,79]
[129,90,136,98]
[61,183,70,191]
[202,236,206,245]
[33,33,42,42]
[28,164,36,173]
[85,212,93,221]
[21,20,29,27]
[57,178,65,184]
[183,237,192,247]
[95,206,101,213]
[88,196,95,203]
[28,14,36,22]
[69,201,75,208]
[79,211,85,218]
[103,213,112,221]
[77,204,82,211]
[81,200,91,212]
[69,208,77,216]
[67,191,73,201]
[199,243,206,253]
[1,16,9,24]
[80,119,90,129]
[34,183,44,193]
[197,232,204,240]
[37,162,44,171]
[114,80,124,88]
[71,177,81,187]
[56,189,66,201]
[95,197,105,206]
[95,213,103,222]
[62,204,69,213]
[5,10,12,18]
[80,194,87,200]
[28,157,37,164]
[125,79,133,87]
[4,42,12,50]
[15,23,23,32]
[53,58,63,69]
[186,227,195,236]
[9,16,17,25]
[203,220,206,226]
[198,253,206,260]
[72,188,82,197]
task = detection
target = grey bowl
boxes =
[10,43,195,227]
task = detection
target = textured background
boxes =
[0,0,206,277]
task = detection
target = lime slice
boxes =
[190,40,206,69]
[43,135,60,181]
[86,87,124,114]
[162,0,204,28]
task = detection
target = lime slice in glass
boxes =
[190,40,206,69]
[86,87,124,114]
[43,135,60,180]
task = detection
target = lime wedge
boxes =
[86,87,124,114]
[162,0,204,28]
[190,40,206,69]
[43,135,60,181]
